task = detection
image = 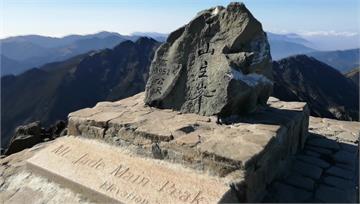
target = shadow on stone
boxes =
[264,131,359,203]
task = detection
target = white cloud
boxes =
[299,30,359,37]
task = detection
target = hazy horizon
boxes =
[2,0,359,37]
[1,0,360,50]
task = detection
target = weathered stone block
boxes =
[68,92,309,202]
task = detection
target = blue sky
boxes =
[1,0,359,38]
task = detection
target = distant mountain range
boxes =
[307,49,360,73]
[273,55,359,121]
[267,32,316,60]
[2,31,359,76]
[1,37,160,149]
[131,32,167,42]
[0,31,150,76]
[267,33,360,73]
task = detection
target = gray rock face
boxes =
[145,2,273,116]
[4,120,67,155]
[5,121,43,155]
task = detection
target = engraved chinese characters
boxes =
[145,2,273,117]
[189,43,216,114]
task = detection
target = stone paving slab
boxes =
[315,185,353,203]
[271,182,312,202]
[305,145,333,155]
[326,166,355,180]
[265,117,360,203]
[304,150,321,157]
[333,150,357,165]
[292,160,323,180]
[307,137,340,150]
[297,155,330,168]
[284,173,315,191]
[323,176,354,189]
[337,162,356,171]
[26,136,234,204]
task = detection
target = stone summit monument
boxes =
[145,2,273,117]
[3,2,329,204]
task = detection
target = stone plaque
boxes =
[26,137,230,204]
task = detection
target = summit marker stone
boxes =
[145,2,273,117]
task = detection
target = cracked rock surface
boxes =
[144,2,273,117]
[67,92,309,202]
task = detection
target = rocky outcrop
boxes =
[4,121,66,156]
[145,2,272,117]
[273,55,359,121]
[4,122,43,155]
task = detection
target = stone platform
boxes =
[2,117,358,204]
[67,92,309,202]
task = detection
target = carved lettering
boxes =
[190,43,217,113]
[191,191,207,204]
[43,140,221,204]
[197,43,214,56]
[157,180,208,204]
[51,145,71,157]
[99,181,149,204]
[110,164,130,178]
[110,165,150,187]
[71,153,106,170]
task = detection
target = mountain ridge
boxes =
[307,48,360,73]
[3,31,358,76]
[1,37,160,149]
[272,55,359,121]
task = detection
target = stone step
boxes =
[305,146,333,156]
[272,182,312,203]
[292,160,323,180]
[296,155,330,169]
[333,150,357,165]
[325,166,354,180]
[323,176,355,189]
[264,116,360,203]
[306,137,340,150]
[284,173,315,191]
[315,185,355,203]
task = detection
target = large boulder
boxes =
[5,121,43,155]
[145,2,273,117]
[4,120,67,155]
